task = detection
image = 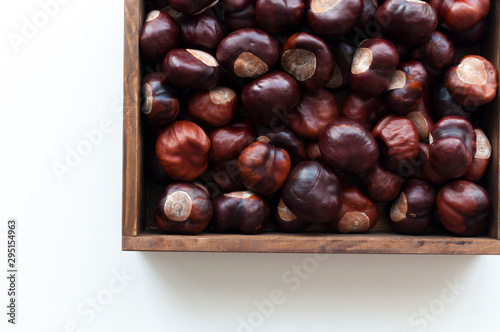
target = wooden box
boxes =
[122,0,500,254]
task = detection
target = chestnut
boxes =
[216,28,279,78]
[237,141,291,195]
[375,0,438,45]
[156,120,211,181]
[281,32,334,91]
[305,141,325,163]
[153,183,212,234]
[357,0,379,30]
[385,61,429,115]
[208,119,255,163]
[372,115,420,172]
[274,198,312,232]
[162,48,220,90]
[409,143,447,185]
[141,73,179,128]
[211,158,246,192]
[445,18,488,47]
[358,162,404,203]
[241,71,300,126]
[444,55,498,107]
[256,0,305,33]
[430,0,490,32]
[428,116,476,179]
[256,127,306,165]
[212,191,270,234]
[168,0,219,15]
[179,13,226,51]
[429,84,471,121]
[406,98,434,142]
[319,118,379,174]
[388,179,436,235]
[327,184,378,233]
[219,0,254,11]
[464,128,491,182]
[140,10,179,64]
[350,38,400,97]
[287,89,340,140]
[306,0,364,39]
[326,41,356,91]
[436,180,490,236]
[282,161,342,223]
[187,86,238,127]
[341,93,388,131]
[224,2,258,30]
[410,31,455,79]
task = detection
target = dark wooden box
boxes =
[122,0,500,254]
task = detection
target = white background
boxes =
[1,1,500,331]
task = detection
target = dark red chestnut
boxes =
[224,2,258,30]
[162,48,220,90]
[408,143,447,185]
[341,93,389,131]
[212,191,270,234]
[326,41,356,91]
[464,128,491,182]
[327,183,378,233]
[358,162,404,203]
[256,0,304,33]
[141,73,179,128]
[406,98,434,142]
[154,183,212,234]
[274,198,312,232]
[179,13,226,51]
[208,119,255,163]
[211,158,246,192]
[168,0,219,15]
[187,86,238,127]
[306,0,363,38]
[237,141,291,195]
[388,179,436,235]
[429,84,470,121]
[282,161,342,223]
[241,71,300,126]
[444,55,498,107]
[216,28,279,78]
[319,118,379,174]
[219,0,254,11]
[428,116,476,179]
[287,89,340,140]
[140,10,179,63]
[436,180,490,236]
[156,120,211,181]
[410,31,455,79]
[375,0,438,45]
[445,18,488,47]
[256,127,306,165]
[430,0,490,32]
[385,61,429,115]
[305,141,325,163]
[350,38,400,97]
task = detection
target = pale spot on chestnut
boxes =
[407,111,429,139]
[142,83,153,114]
[326,62,343,89]
[234,52,269,78]
[457,57,488,85]
[194,183,210,195]
[146,10,160,22]
[406,0,426,4]
[164,191,193,221]
[388,70,407,90]
[277,199,297,222]
[281,49,317,81]
[210,87,236,104]
[428,133,434,145]
[186,49,219,67]
[475,129,491,159]
[351,48,372,75]
[225,191,254,199]
[390,193,407,222]
[311,0,340,13]
[256,136,271,143]
[338,211,370,233]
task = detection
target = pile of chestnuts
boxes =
[140,0,498,237]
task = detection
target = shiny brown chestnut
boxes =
[162,48,220,90]
[350,38,400,97]
[326,41,356,91]
[319,118,379,174]
[256,0,304,33]
[428,116,476,179]
[358,162,404,203]
[341,93,389,131]
[388,179,436,235]
[154,183,212,234]
[256,127,306,165]
[410,31,455,79]
[464,128,491,182]
[241,71,300,126]
[168,0,219,15]
[306,0,363,39]
[237,141,291,195]
[140,10,179,63]
[219,0,254,11]
[287,89,340,140]
[436,180,490,236]
[210,158,246,192]
[212,191,270,234]
[208,119,255,163]
[187,86,238,127]
[224,2,258,30]
[179,13,226,51]
[444,55,498,107]
[273,198,312,232]
[281,32,334,91]
[282,161,342,223]
[327,184,378,234]
[429,84,470,121]
[372,115,420,172]
[385,61,429,115]
[141,73,179,129]
[216,28,279,79]
[430,0,490,32]
[375,0,438,45]
[445,18,488,47]
[305,141,325,163]
[406,98,434,142]
[156,120,211,181]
